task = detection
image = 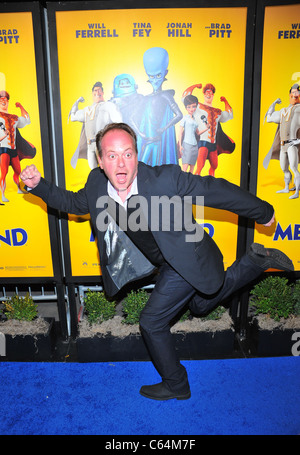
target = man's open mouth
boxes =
[116,173,127,184]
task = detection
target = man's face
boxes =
[0,96,9,112]
[290,88,300,105]
[93,86,104,103]
[98,129,138,201]
[203,89,214,105]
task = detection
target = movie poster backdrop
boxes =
[253,2,300,271]
[0,5,55,279]
[48,4,250,277]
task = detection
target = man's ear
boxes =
[97,155,103,169]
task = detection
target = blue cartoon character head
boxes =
[143,47,169,92]
[113,73,137,98]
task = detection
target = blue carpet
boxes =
[0,357,299,435]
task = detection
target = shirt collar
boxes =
[107,176,138,209]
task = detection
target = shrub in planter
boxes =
[249,276,300,356]
[250,276,294,321]
[122,289,149,325]
[0,294,54,361]
[84,290,117,325]
[120,294,229,329]
[2,293,38,321]
[77,289,148,362]
[77,287,235,362]
[292,281,300,316]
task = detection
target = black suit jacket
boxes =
[30,162,274,297]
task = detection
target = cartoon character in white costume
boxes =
[264,83,300,199]
[69,82,122,169]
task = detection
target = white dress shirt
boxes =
[107,176,138,210]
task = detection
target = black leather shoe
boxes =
[248,243,294,272]
[140,382,191,401]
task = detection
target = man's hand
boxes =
[263,213,275,227]
[20,165,41,189]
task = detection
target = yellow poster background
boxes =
[55,7,248,276]
[254,4,300,271]
[0,12,54,278]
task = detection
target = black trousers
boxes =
[139,253,263,393]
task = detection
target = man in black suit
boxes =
[20,122,293,401]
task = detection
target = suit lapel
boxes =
[137,162,151,197]
[95,168,109,200]
[136,162,152,224]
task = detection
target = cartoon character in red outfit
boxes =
[0,90,36,203]
[182,84,235,176]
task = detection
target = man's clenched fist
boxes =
[20,165,41,189]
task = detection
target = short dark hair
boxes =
[203,83,215,94]
[184,94,198,107]
[92,82,103,91]
[96,122,138,157]
[290,84,300,93]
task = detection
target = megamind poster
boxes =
[51,6,248,276]
[0,10,54,278]
[254,3,300,271]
